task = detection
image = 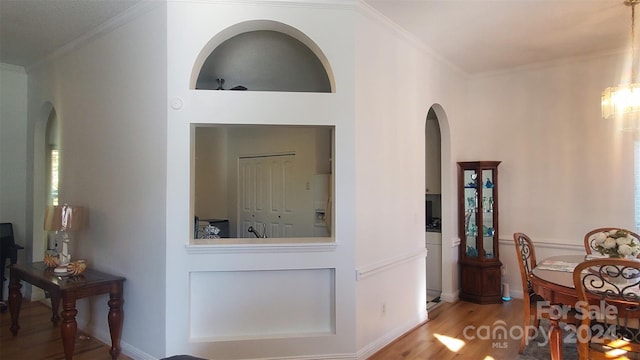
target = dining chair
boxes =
[584,227,640,255]
[572,258,640,360]
[0,222,24,311]
[513,232,550,353]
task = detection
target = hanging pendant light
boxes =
[601,0,640,129]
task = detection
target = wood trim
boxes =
[498,237,583,251]
[356,248,427,280]
[186,241,338,254]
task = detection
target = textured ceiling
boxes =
[0,0,141,68]
[366,0,633,74]
[0,0,635,74]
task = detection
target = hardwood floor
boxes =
[1,298,526,360]
[368,299,525,360]
[0,300,132,360]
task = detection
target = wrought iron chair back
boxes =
[513,232,542,353]
[514,232,537,297]
[573,258,640,360]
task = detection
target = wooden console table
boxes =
[8,262,125,360]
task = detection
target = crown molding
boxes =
[1,63,26,74]
[26,1,163,72]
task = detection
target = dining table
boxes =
[529,254,590,360]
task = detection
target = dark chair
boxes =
[584,227,640,256]
[0,223,24,311]
[573,258,640,360]
[513,232,579,353]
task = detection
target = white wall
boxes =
[353,4,469,357]
[466,51,637,301]
[166,1,357,358]
[0,64,28,286]
[194,127,228,220]
[468,52,636,243]
[25,3,167,359]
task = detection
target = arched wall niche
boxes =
[191,20,335,92]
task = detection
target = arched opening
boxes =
[424,103,456,305]
[44,109,60,253]
[27,102,58,301]
[425,107,442,309]
[192,20,334,92]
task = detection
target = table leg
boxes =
[60,294,78,360]
[50,293,60,325]
[548,315,563,360]
[107,283,124,360]
[8,270,22,336]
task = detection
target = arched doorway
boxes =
[425,107,442,309]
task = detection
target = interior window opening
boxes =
[192,125,334,242]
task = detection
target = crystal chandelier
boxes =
[601,0,640,129]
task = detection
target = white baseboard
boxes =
[356,315,427,360]
[85,323,156,360]
[439,289,459,303]
[87,322,356,360]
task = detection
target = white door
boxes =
[238,154,306,238]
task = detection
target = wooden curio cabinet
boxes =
[458,161,502,304]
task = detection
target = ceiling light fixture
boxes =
[602,0,640,129]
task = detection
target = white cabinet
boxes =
[426,231,442,296]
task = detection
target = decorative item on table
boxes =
[43,204,88,274]
[67,259,87,275]
[593,229,640,258]
[43,253,59,268]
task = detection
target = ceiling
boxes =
[0,0,141,69]
[0,0,635,74]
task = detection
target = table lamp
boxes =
[44,204,87,274]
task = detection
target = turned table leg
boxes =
[50,293,61,325]
[8,270,22,336]
[60,294,78,360]
[108,282,124,360]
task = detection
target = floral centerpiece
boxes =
[593,229,640,258]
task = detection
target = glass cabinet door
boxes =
[463,169,478,257]
[481,168,495,259]
[459,163,499,261]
